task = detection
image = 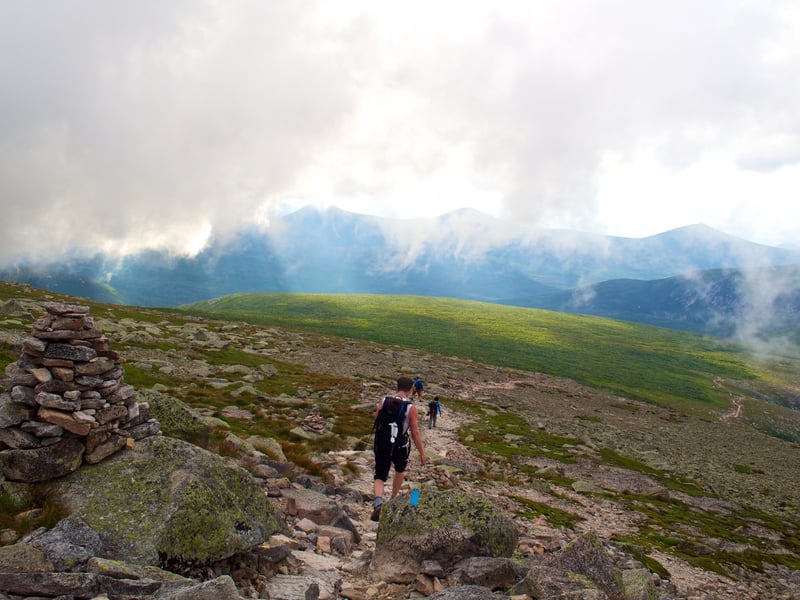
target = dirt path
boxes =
[713,376,745,422]
[721,396,744,422]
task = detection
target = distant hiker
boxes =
[427,396,442,429]
[412,377,424,400]
[371,376,426,521]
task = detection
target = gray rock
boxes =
[247,434,287,461]
[0,541,55,573]
[282,487,360,543]
[9,385,37,406]
[0,392,31,426]
[0,436,85,482]
[547,531,623,599]
[0,571,161,598]
[20,419,64,437]
[369,489,517,584]
[265,574,322,600]
[524,567,607,599]
[447,556,527,591]
[124,419,163,440]
[74,357,117,376]
[139,389,210,446]
[421,559,446,578]
[21,336,47,354]
[42,301,91,316]
[572,480,606,494]
[43,343,98,362]
[428,584,507,600]
[0,426,41,449]
[267,569,342,600]
[52,435,283,565]
[95,403,129,425]
[165,574,241,600]
[35,391,80,411]
[83,431,128,464]
[521,531,624,600]
[619,568,658,600]
[27,514,106,572]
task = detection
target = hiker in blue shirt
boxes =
[427,396,443,429]
[411,377,424,400]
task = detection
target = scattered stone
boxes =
[301,403,329,434]
[168,574,241,600]
[428,584,506,599]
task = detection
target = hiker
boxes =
[427,396,442,429]
[371,376,426,521]
[411,376,424,400]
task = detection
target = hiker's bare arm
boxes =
[409,405,426,465]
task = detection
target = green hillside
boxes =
[181,293,780,415]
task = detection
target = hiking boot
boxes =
[370,503,382,522]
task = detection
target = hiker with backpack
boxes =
[427,396,442,429]
[371,376,427,521]
[411,376,424,400]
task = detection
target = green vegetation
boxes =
[613,493,800,577]
[597,448,707,496]
[0,487,68,540]
[180,293,766,414]
[510,495,583,529]
[456,398,583,466]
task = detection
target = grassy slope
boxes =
[181,293,775,415]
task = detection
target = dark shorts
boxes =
[374,435,410,481]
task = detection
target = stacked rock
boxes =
[300,404,328,435]
[0,301,161,483]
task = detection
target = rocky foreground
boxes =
[0,286,799,599]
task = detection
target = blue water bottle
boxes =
[410,489,420,506]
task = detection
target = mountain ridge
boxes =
[1,206,798,343]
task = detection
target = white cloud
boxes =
[1,0,799,264]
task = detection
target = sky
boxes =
[1,0,799,266]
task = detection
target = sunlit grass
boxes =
[180,293,766,414]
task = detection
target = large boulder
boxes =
[137,390,211,447]
[522,531,629,599]
[49,435,283,566]
[369,489,518,583]
[0,436,85,482]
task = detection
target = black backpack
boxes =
[373,396,409,453]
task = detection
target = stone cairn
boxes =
[300,403,328,435]
[0,301,161,483]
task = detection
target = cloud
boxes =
[0,1,360,262]
[1,0,799,265]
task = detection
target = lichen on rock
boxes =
[370,488,518,583]
[49,435,283,566]
[137,389,211,447]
